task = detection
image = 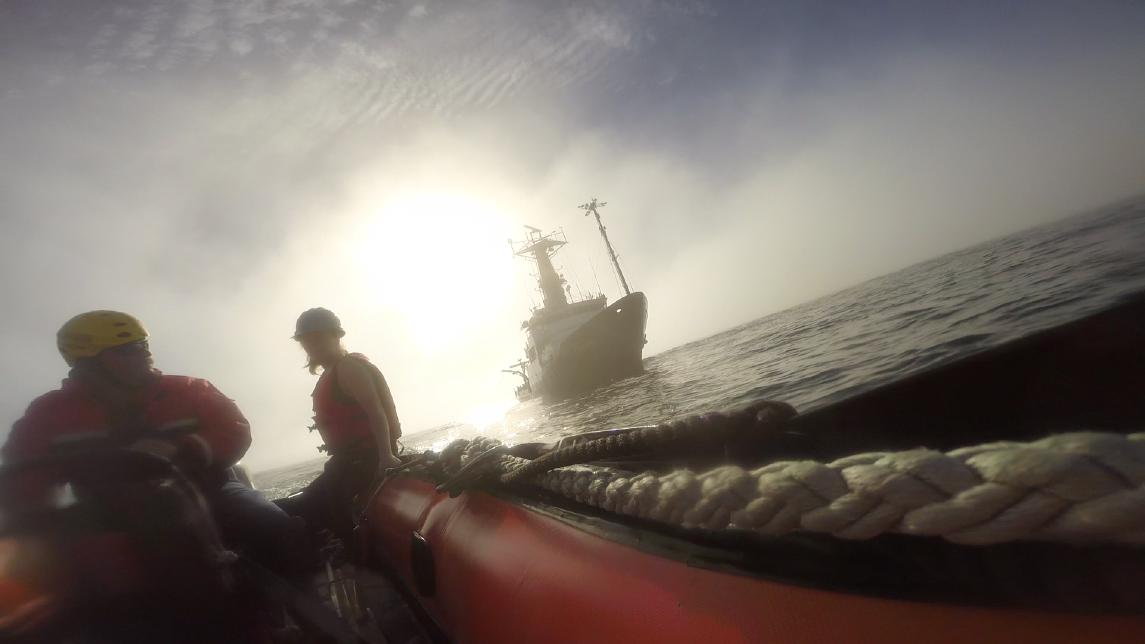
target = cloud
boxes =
[1,0,1143,469]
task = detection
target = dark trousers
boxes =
[274,448,378,548]
[200,479,319,585]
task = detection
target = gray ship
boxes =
[504,200,648,401]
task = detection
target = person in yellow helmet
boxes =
[1,311,317,586]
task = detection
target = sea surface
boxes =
[255,196,1145,498]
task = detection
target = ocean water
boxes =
[254,196,1145,498]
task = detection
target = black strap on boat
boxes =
[354,455,432,526]
[499,400,797,484]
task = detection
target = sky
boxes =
[2,0,1144,471]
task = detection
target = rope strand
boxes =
[499,401,796,484]
[433,426,1145,545]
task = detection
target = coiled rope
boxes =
[434,423,1145,545]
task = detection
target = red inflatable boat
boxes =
[360,295,1145,644]
[364,474,1143,644]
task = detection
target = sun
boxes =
[352,194,517,355]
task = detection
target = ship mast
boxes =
[579,198,631,296]
[502,359,530,385]
[510,227,569,311]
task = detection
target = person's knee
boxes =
[211,484,302,543]
[210,484,318,575]
[246,496,312,556]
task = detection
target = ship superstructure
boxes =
[506,201,647,400]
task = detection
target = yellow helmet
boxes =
[56,311,149,366]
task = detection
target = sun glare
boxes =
[354,194,516,355]
[463,399,517,431]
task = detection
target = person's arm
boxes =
[336,358,400,468]
[175,379,253,469]
[373,369,402,453]
[1,399,62,509]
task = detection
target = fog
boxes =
[2,0,1144,469]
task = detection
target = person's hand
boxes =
[390,424,402,456]
[377,452,401,477]
[128,438,179,461]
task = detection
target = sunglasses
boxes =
[106,339,150,356]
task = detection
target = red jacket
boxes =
[2,374,252,505]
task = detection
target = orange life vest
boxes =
[312,354,392,453]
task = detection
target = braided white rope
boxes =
[445,431,1145,545]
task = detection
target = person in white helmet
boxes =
[280,307,402,547]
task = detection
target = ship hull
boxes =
[537,291,648,399]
